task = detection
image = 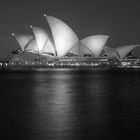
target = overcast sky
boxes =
[0,0,140,59]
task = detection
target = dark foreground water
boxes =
[0,69,140,140]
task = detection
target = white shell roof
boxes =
[44,14,79,57]
[67,43,94,56]
[80,35,109,56]
[67,43,80,55]
[31,26,50,55]
[116,45,139,58]
[12,33,33,51]
[102,46,119,58]
[42,38,55,55]
[25,39,38,54]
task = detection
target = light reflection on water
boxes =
[25,72,111,139]
[0,70,140,140]
[32,73,74,139]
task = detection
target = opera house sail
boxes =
[11,33,33,51]
[80,35,109,57]
[116,45,139,58]
[7,14,139,68]
[44,14,79,57]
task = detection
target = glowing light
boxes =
[95,63,99,66]
[11,33,15,36]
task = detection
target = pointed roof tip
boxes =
[44,13,47,17]
[44,14,52,19]
[11,33,15,36]
[102,35,110,39]
[45,14,79,57]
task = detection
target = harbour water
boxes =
[0,69,140,140]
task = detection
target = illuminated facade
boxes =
[116,45,139,58]
[9,14,139,67]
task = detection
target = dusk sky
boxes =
[0,0,140,59]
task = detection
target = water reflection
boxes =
[106,72,140,139]
[69,73,110,139]
[1,71,140,140]
[31,72,110,139]
[32,73,74,139]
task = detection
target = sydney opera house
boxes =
[8,14,140,68]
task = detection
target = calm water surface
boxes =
[0,69,140,140]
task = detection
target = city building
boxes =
[9,14,139,68]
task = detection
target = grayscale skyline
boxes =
[0,0,140,59]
